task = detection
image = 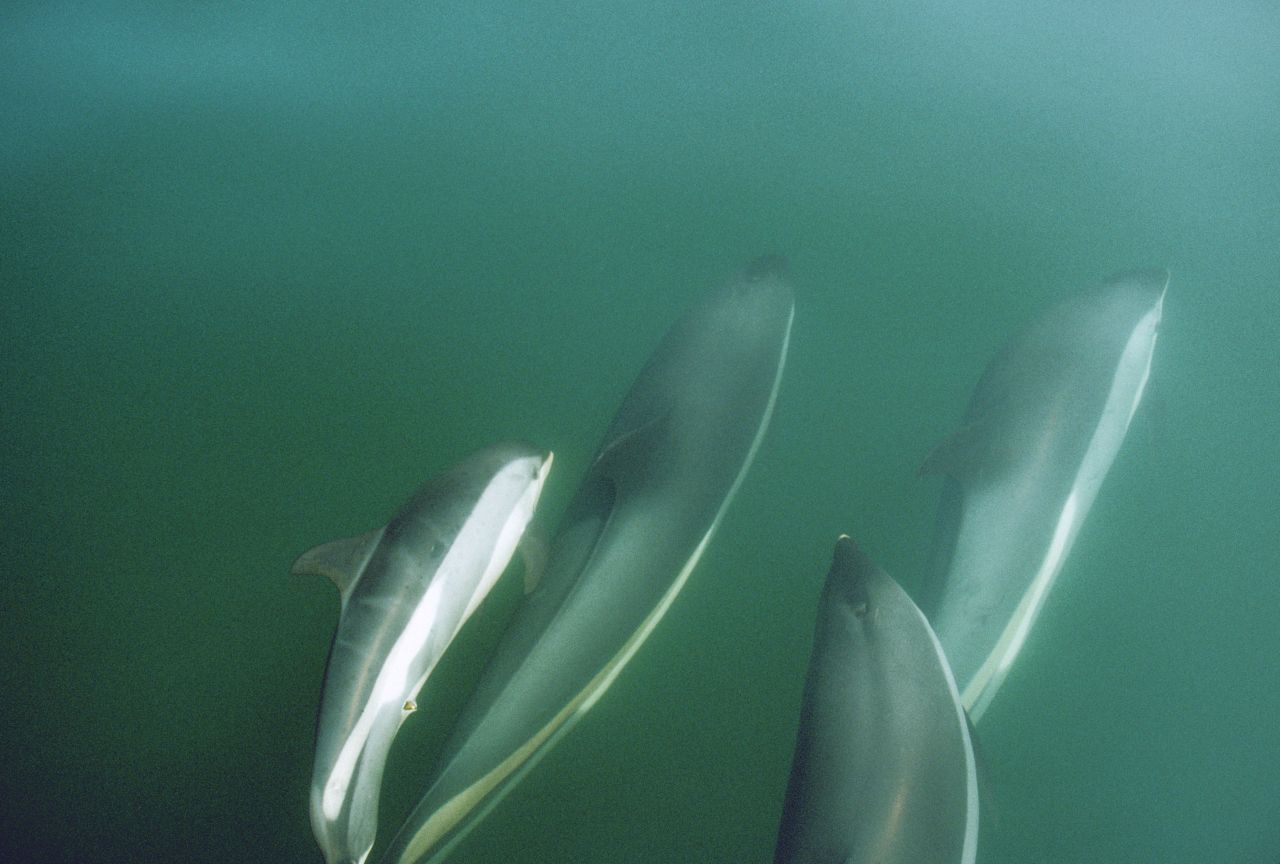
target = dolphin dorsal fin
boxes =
[291,527,384,595]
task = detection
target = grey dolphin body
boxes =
[378,260,794,864]
[774,536,978,864]
[920,270,1167,720]
[295,442,553,864]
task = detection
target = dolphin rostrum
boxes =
[378,257,794,864]
[919,269,1167,721]
[774,535,978,864]
[295,442,553,864]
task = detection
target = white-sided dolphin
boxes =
[377,258,794,864]
[774,535,978,864]
[919,269,1167,721]
[294,442,553,864]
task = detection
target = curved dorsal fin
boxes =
[290,527,384,595]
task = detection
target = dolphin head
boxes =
[825,534,874,618]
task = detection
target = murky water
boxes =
[3,2,1277,862]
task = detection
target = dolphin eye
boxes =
[429,541,444,557]
[852,601,869,618]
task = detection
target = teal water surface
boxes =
[3,2,1278,862]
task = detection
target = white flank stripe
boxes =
[963,289,1163,721]
[322,456,548,821]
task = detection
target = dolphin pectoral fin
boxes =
[519,531,548,595]
[591,407,675,497]
[291,527,384,594]
[920,423,984,478]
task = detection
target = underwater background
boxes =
[3,1,1277,862]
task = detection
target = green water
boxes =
[3,2,1277,862]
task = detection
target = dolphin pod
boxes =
[295,442,552,864]
[376,257,794,864]
[919,269,1167,720]
[291,262,1166,863]
[774,535,978,864]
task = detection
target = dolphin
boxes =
[918,269,1168,721]
[377,257,794,864]
[294,442,553,864]
[774,535,978,864]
